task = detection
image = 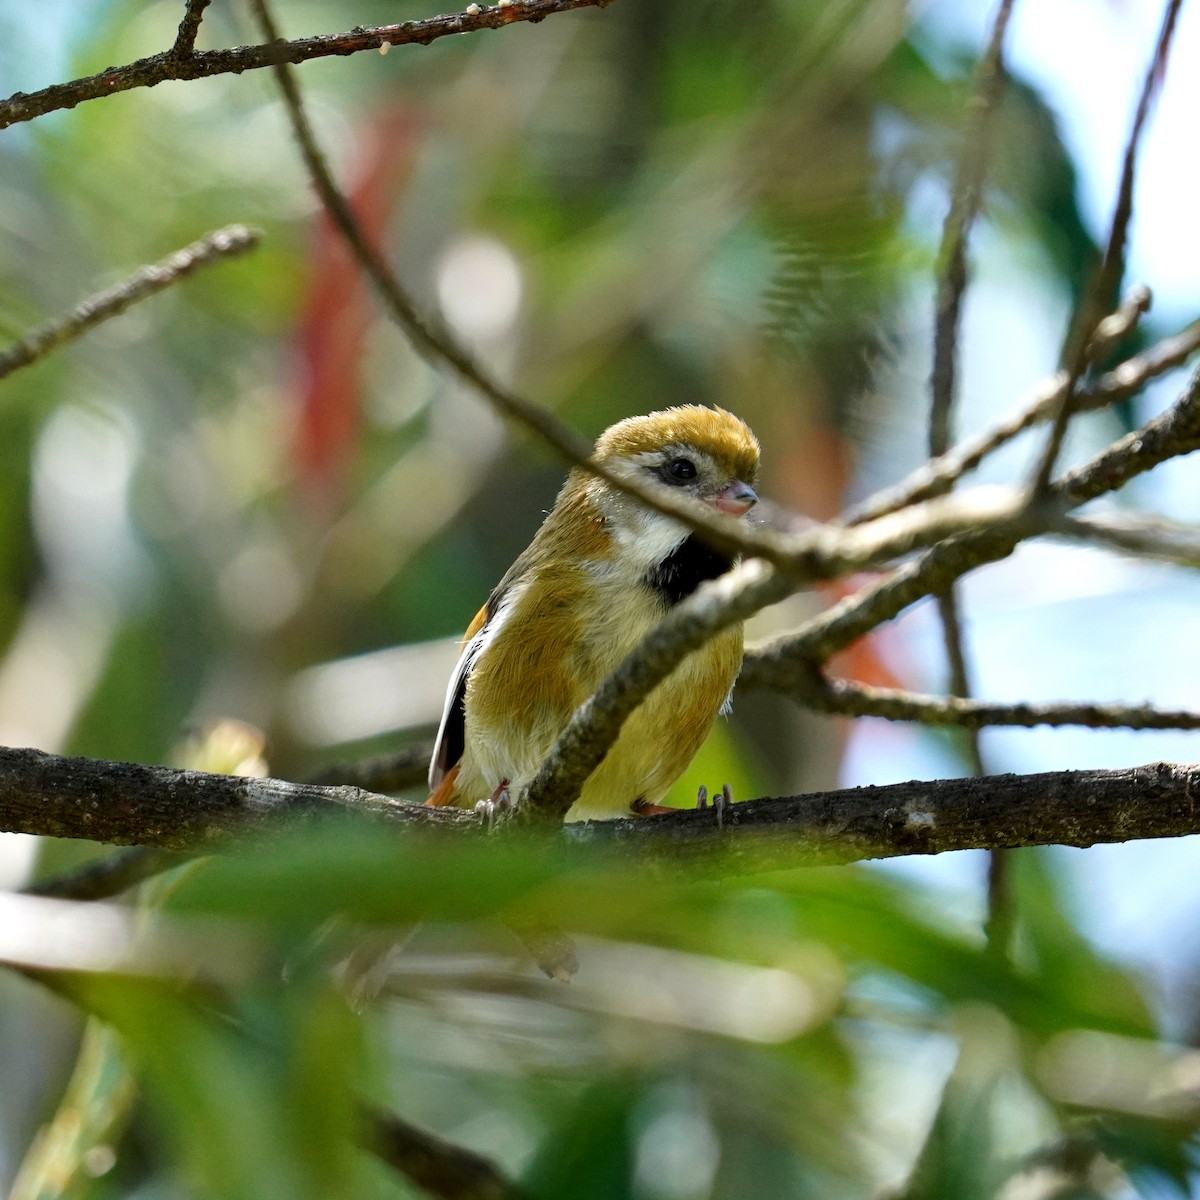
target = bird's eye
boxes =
[665,457,697,482]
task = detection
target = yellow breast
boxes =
[454,553,742,820]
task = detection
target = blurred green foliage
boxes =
[2,1,1197,1198]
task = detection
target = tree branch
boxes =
[5,747,1200,878]
[171,0,213,59]
[0,225,259,382]
[306,743,434,792]
[793,674,1200,733]
[928,0,1014,459]
[844,302,1197,527]
[1030,0,1183,491]
[0,2,618,131]
[362,1106,527,1200]
[0,746,475,850]
[26,847,187,902]
[592,761,1200,874]
[742,364,1200,685]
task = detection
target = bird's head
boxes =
[593,405,760,518]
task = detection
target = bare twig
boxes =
[0,2,619,131]
[925,0,1016,955]
[1053,511,1200,567]
[1030,0,1183,491]
[250,0,785,566]
[1084,284,1154,362]
[362,1107,526,1200]
[742,364,1200,686]
[929,0,1015,459]
[1100,319,1200,392]
[785,486,1041,577]
[171,0,213,58]
[306,743,434,793]
[844,309,1200,527]
[0,225,259,382]
[794,675,1200,733]
[933,589,983,779]
[25,847,187,901]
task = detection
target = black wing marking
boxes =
[428,585,507,788]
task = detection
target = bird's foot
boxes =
[631,797,675,816]
[696,783,733,829]
[474,779,512,831]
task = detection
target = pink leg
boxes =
[474,779,511,830]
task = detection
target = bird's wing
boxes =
[425,526,548,800]
[427,599,491,793]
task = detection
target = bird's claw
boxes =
[475,781,512,831]
[696,783,732,830]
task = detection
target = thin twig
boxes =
[251,1,1059,583]
[844,305,1198,527]
[925,0,1016,955]
[249,0,787,568]
[795,675,1200,732]
[25,847,187,901]
[0,2,619,131]
[1029,0,1183,492]
[306,743,434,792]
[929,0,1015,459]
[0,225,259,382]
[171,0,213,58]
[363,1106,526,1200]
[933,591,983,776]
[1053,511,1200,567]
[742,364,1200,684]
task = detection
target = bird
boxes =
[425,405,760,822]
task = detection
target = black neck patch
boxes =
[645,534,733,607]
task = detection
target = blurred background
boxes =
[1,0,1199,1196]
